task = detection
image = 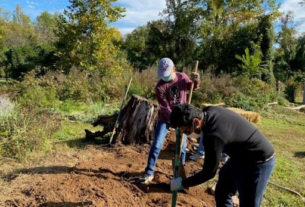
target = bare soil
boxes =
[0,132,215,207]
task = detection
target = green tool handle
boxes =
[171,128,182,207]
[109,77,133,145]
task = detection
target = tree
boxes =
[3,5,37,47]
[139,0,202,70]
[0,9,6,78]
[235,46,265,78]
[198,0,280,73]
[55,0,125,76]
[13,5,31,26]
[36,11,58,44]
[274,13,297,82]
[294,35,305,104]
[257,15,275,83]
[161,0,202,68]
[123,26,150,70]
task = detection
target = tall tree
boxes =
[123,26,150,70]
[143,0,202,69]
[198,0,280,73]
[36,11,58,44]
[257,15,275,83]
[0,9,6,78]
[162,0,202,68]
[274,12,297,82]
[55,0,125,76]
[3,5,37,47]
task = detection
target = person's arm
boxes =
[155,86,171,123]
[182,136,225,188]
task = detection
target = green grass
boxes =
[52,120,96,148]
[51,100,120,123]
[258,106,305,207]
[51,100,119,148]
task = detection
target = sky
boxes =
[0,0,304,36]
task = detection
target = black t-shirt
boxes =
[182,106,274,188]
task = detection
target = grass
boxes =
[258,106,305,207]
[51,100,120,123]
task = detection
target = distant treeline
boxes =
[0,0,304,101]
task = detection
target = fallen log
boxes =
[85,95,159,145]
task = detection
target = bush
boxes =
[228,77,277,111]
[284,79,298,103]
[191,72,278,111]
[17,71,58,107]
[128,67,158,99]
[192,72,239,106]
[0,103,60,160]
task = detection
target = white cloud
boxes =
[280,0,305,34]
[116,0,166,34]
[26,0,38,9]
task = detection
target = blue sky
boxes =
[0,0,304,36]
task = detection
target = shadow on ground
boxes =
[39,201,93,207]
[294,151,305,158]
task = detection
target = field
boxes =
[0,103,304,207]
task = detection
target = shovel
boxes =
[171,60,199,207]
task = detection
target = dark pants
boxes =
[215,156,275,207]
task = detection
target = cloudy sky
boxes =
[0,0,304,35]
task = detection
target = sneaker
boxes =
[138,173,154,184]
[189,153,205,161]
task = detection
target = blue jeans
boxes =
[215,156,275,207]
[197,135,205,155]
[197,136,228,160]
[145,121,187,175]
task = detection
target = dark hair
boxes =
[170,104,203,128]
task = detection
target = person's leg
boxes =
[180,133,188,164]
[215,159,237,207]
[190,135,205,160]
[232,157,275,207]
[144,121,169,175]
[197,135,205,155]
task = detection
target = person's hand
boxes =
[170,177,184,191]
[191,72,200,82]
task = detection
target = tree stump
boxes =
[86,95,159,145]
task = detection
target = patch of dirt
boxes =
[0,132,215,207]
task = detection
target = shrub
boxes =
[229,77,277,111]
[191,72,278,111]
[0,103,60,160]
[128,67,158,99]
[17,71,58,107]
[284,79,298,103]
[192,72,239,106]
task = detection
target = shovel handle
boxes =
[188,60,199,104]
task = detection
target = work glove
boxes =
[170,177,184,191]
[191,72,200,82]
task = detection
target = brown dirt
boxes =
[0,132,215,207]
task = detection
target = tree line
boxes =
[0,0,304,102]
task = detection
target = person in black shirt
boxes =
[170,104,275,207]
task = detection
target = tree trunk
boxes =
[116,95,159,144]
[86,95,159,145]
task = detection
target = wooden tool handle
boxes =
[188,60,199,104]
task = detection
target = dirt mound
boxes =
[1,136,215,207]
